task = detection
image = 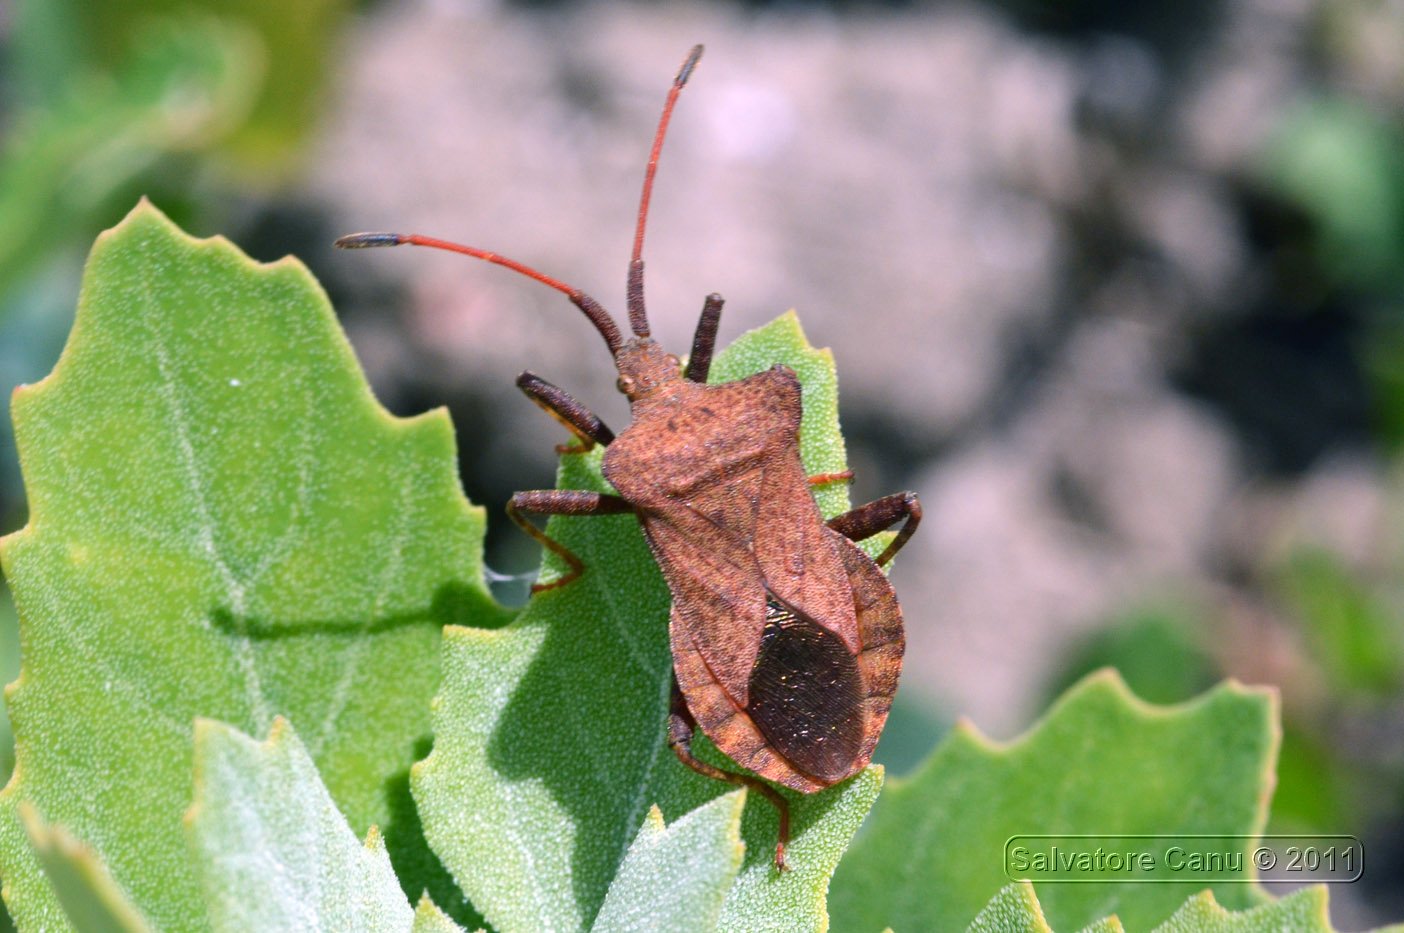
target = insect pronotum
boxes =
[338,44,921,871]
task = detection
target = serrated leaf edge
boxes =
[3,198,482,542]
[917,670,1281,839]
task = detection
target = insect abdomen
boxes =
[744,595,866,783]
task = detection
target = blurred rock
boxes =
[310,0,1384,747]
[315,1,1080,444]
[900,318,1240,732]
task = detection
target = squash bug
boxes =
[337,45,921,870]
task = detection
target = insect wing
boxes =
[826,529,904,769]
[642,508,769,694]
[745,592,866,783]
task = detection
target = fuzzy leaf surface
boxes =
[1150,887,1368,933]
[967,883,1054,933]
[717,766,881,933]
[187,716,458,932]
[970,883,1368,933]
[0,202,500,929]
[18,808,151,933]
[411,898,467,933]
[829,672,1278,932]
[0,591,16,785]
[592,792,744,933]
[413,313,883,932]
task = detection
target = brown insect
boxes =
[337,45,920,870]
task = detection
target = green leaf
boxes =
[1042,605,1217,707]
[966,883,1052,933]
[716,767,881,933]
[413,312,882,932]
[0,589,17,784]
[188,716,456,932]
[412,897,469,933]
[592,792,744,933]
[1149,887,1338,933]
[970,884,1365,933]
[18,807,152,933]
[1268,722,1360,834]
[1260,96,1404,290]
[0,201,503,929]
[829,672,1278,932]
[1080,918,1127,933]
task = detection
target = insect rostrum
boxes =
[337,44,921,872]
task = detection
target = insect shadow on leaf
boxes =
[205,581,509,641]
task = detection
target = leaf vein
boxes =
[308,468,413,758]
[143,273,272,731]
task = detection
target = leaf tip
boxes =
[933,670,1280,771]
[264,714,293,744]
[128,194,160,219]
[98,198,324,302]
[1216,674,1282,712]
[773,309,811,347]
[16,802,154,932]
[946,716,1002,754]
[363,824,387,854]
[190,716,219,745]
[773,310,838,370]
[1165,885,1334,929]
[103,197,180,244]
[413,893,461,930]
[1048,667,1277,727]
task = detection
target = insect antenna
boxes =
[627,44,704,340]
[334,232,624,356]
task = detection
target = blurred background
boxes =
[3,0,1404,926]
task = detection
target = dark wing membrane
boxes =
[745,592,865,783]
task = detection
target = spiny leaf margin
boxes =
[187,716,459,932]
[1151,887,1349,933]
[972,882,1376,933]
[830,671,1279,932]
[592,791,744,932]
[0,200,501,928]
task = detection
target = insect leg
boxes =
[507,491,634,592]
[684,293,724,383]
[826,491,922,567]
[517,371,615,454]
[666,678,793,872]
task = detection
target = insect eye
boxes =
[617,375,636,394]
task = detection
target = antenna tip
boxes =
[334,233,405,249]
[676,45,704,87]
